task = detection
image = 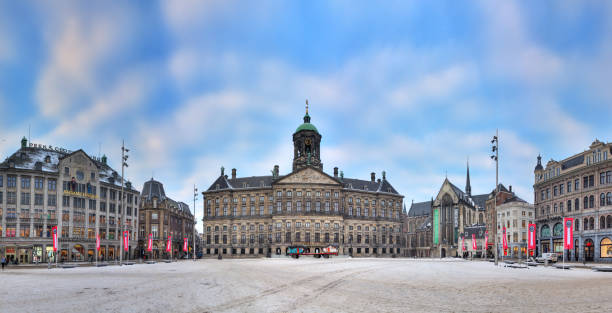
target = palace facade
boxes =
[202,106,404,257]
[0,138,140,263]
[534,139,612,262]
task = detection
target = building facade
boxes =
[495,196,534,259]
[484,185,515,250]
[137,179,196,259]
[202,107,404,258]
[534,139,612,262]
[0,138,140,263]
[405,200,432,257]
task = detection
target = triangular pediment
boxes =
[275,167,341,186]
[59,149,99,168]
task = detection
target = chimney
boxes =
[231,168,236,180]
[334,167,338,177]
[371,172,376,182]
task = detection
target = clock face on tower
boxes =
[305,138,312,145]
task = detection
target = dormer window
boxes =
[44,155,51,163]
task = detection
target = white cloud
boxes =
[479,0,564,85]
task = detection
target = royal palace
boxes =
[202,105,405,257]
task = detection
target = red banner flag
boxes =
[183,238,188,252]
[147,234,153,252]
[484,231,488,249]
[52,226,58,252]
[123,231,129,251]
[502,227,508,255]
[472,234,477,250]
[528,224,536,250]
[96,233,100,251]
[461,236,466,251]
[166,236,172,252]
[564,218,574,249]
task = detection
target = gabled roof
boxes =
[408,200,432,217]
[205,167,402,196]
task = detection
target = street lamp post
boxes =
[491,130,499,266]
[193,184,198,262]
[119,140,129,265]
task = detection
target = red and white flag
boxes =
[183,238,188,252]
[484,231,488,250]
[564,218,574,249]
[502,227,508,255]
[52,226,58,252]
[528,224,536,250]
[123,231,129,251]
[147,233,153,252]
[96,233,100,251]
[461,236,466,251]
[166,236,172,252]
[472,234,477,250]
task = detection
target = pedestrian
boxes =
[1,256,5,271]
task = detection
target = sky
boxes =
[1,1,612,232]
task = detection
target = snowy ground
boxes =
[1,258,611,313]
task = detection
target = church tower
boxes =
[292,100,322,172]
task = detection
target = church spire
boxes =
[465,157,472,197]
[304,99,311,123]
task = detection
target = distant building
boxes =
[405,200,432,257]
[0,138,140,263]
[495,196,534,259]
[137,179,195,259]
[202,105,404,258]
[534,139,612,262]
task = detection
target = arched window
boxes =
[584,218,589,230]
[601,238,612,258]
[479,213,483,225]
[601,216,606,229]
[608,215,612,229]
[601,193,606,206]
[584,197,589,210]
[589,195,595,208]
[589,217,595,230]
[607,192,612,205]
[575,219,580,231]
[553,223,563,237]
[541,225,551,237]
[575,198,580,210]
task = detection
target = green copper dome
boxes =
[295,113,319,133]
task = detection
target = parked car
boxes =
[536,252,558,263]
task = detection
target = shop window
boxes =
[601,238,612,258]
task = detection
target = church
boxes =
[201,102,405,257]
[405,165,491,258]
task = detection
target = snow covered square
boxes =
[1,258,612,312]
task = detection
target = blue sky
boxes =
[1,1,612,232]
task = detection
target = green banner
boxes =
[433,208,439,245]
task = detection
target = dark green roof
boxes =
[295,113,318,133]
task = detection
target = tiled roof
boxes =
[206,170,401,195]
[408,201,432,217]
[0,147,137,191]
[141,179,167,201]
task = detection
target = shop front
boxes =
[18,247,30,264]
[45,246,55,263]
[4,247,16,263]
[33,245,43,263]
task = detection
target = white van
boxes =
[536,252,558,263]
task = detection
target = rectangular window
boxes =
[34,193,44,205]
[0,175,2,187]
[34,177,43,189]
[306,201,311,212]
[21,177,31,188]
[286,201,292,212]
[567,181,571,193]
[21,192,30,205]
[7,175,16,187]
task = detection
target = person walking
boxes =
[1,256,6,271]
